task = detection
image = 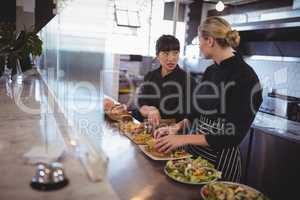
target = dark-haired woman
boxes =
[154,17,263,182]
[136,35,194,127]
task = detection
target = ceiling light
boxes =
[216,1,225,12]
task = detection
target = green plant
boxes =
[0,23,43,77]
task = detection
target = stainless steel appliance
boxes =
[259,91,300,122]
[240,92,300,200]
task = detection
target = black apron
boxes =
[185,114,242,182]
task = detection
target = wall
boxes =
[35,0,55,31]
[183,56,300,98]
[16,0,35,32]
[192,0,300,98]
[105,0,187,57]
[0,0,16,24]
[16,7,34,32]
[185,1,203,45]
[200,2,215,24]
[245,58,300,98]
[208,0,293,19]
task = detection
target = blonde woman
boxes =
[154,17,263,182]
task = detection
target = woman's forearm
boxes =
[139,105,156,117]
[182,134,209,147]
[174,118,190,132]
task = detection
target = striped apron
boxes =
[185,116,242,182]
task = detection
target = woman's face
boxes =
[199,35,213,59]
[157,50,179,72]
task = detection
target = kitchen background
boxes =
[3,0,300,99]
[1,1,300,199]
[111,0,300,109]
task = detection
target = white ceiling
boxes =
[203,0,262,5]
[165,0,262,5]
[164,0,194,4]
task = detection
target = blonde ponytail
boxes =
[225,30,240,48]
[199,16,240,48]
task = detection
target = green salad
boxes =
[201,182,271,200]
[165,156,222,184]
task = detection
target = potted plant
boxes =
[0,23,43,79]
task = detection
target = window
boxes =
[115,8,141,28]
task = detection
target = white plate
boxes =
[200,181,268,200]
[164,166,220,185]
[139,145,192,161]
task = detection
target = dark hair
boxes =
[155,35,180,55]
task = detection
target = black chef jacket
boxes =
[186,53,263,182]
[136,65,195,122]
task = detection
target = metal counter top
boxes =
[253,111,300,143]
[101,122,202,200]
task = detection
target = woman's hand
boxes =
[104,98,114,111]
[154,135,188,153]
[147,107,161,127]
[153,125,179,139]
[110,104,128,114]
